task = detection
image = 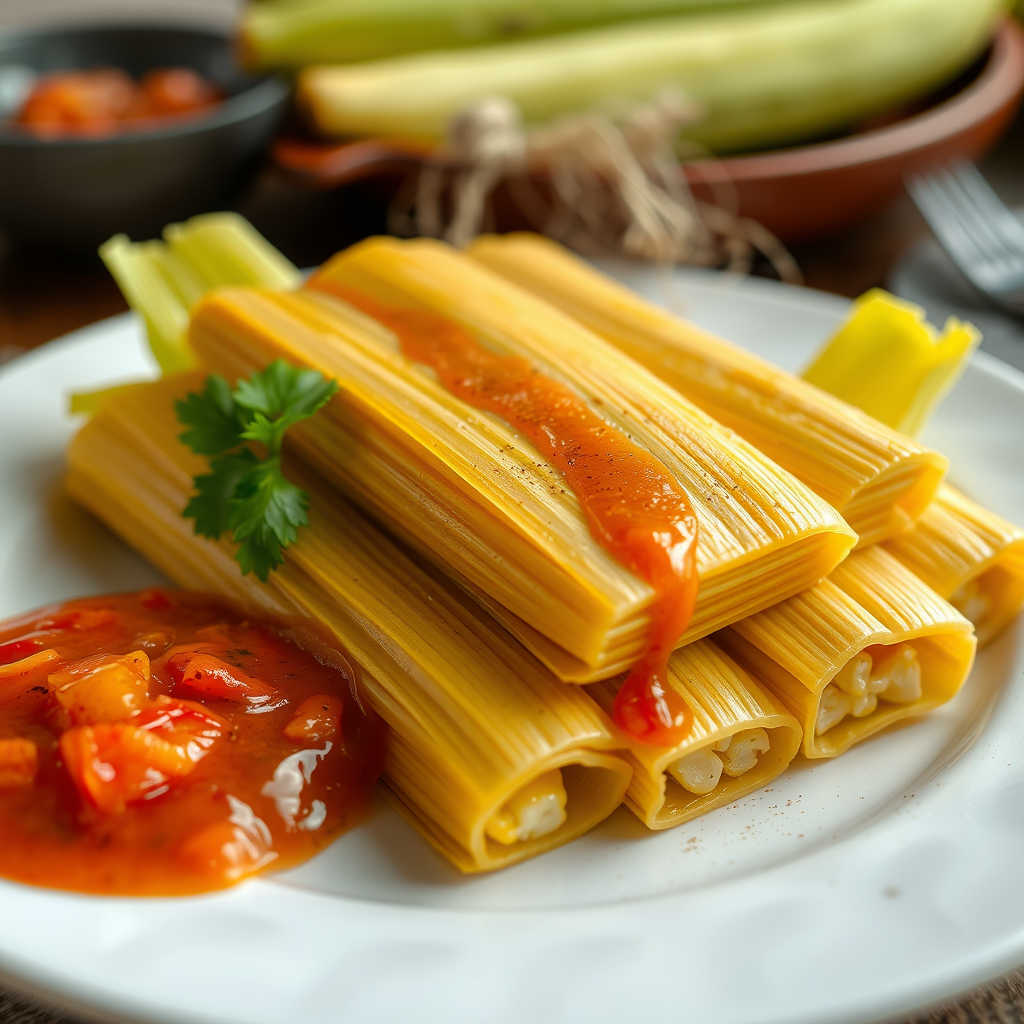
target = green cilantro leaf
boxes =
[235,360,339,449]
[229,457,309,582]
[176,360,338,579]
[238,410,289,454]
[175,375,245,455]
[183,449,260,540]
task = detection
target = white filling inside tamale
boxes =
[485,768,568,844]
[720,728,771,777]
[950,575,992,631]
[667,728,771,795]
[815,643,923,736]
[668,748,723,795]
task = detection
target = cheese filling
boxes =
[485,768,568,845]
[950,575,991,631]
[667,728,771,796]
[815,643,922,736]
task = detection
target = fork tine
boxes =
[937,165,1024,267]
[949,160,1024,254]
[908,162,1024,311]
[908,173,990,272]
[932,167,1017,265]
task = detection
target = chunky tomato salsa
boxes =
[0,589,385,896]
[14,68,223,137]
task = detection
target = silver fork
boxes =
[907,160,1024,316]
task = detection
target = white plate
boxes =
[1,269,1023,1024]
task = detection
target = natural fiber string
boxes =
[389,93,801,284]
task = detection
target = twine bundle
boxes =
[389,92,800,283]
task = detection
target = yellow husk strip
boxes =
[716,546,976,759]
[802,289,979,438]
[65,375,633,874]
[162,213,302,295]
[98,213,302,376]
[589,640,800,829]
[468,233,948,547]
[187,237,855,680]
[884,485,1024,647]
[99,235,200,375]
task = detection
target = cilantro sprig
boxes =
[176,361,338,581]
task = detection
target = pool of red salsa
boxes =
[0,589,385,896]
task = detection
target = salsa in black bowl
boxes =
[0,24,288,257]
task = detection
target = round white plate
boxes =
[1,269,1023,1024]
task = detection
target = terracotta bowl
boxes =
[272,19,1024,245]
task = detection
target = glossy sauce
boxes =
[0,590,385,895]
[309,278,698,745]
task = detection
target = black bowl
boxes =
[0,24,289,256]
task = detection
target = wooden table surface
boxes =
[3,8,1024,1023]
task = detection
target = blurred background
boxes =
[0,0,240,30]
[2,0,1023,366]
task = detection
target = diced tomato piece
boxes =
[49,660,151,726]
[60,719,206,814]
[49,649,151,689]
[135,68,221,116]
[49,651,152,726]
[117,649,151,680]
[155,644,223,686]
[61,725,177,813]
[59,695,224,813]
[0,639,44,667]
[137,695,223,735]
[139,588,173,611]
[0,739,37,788]
[0,648,60,682]
[37,609,116,633]
[135,696,224,766]
[173,653,278,704]
[17,69,134,135]
[16,68,220,139]
[283,695,343,744]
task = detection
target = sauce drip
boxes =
[310,278,698,745]
[0,590,385,895]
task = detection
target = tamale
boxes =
[468,232,948,547]
[65,375,633,873]
[716,546,976,759]
[589,640,800,829]
[884,484,1024,647]
[186,237,856,682]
